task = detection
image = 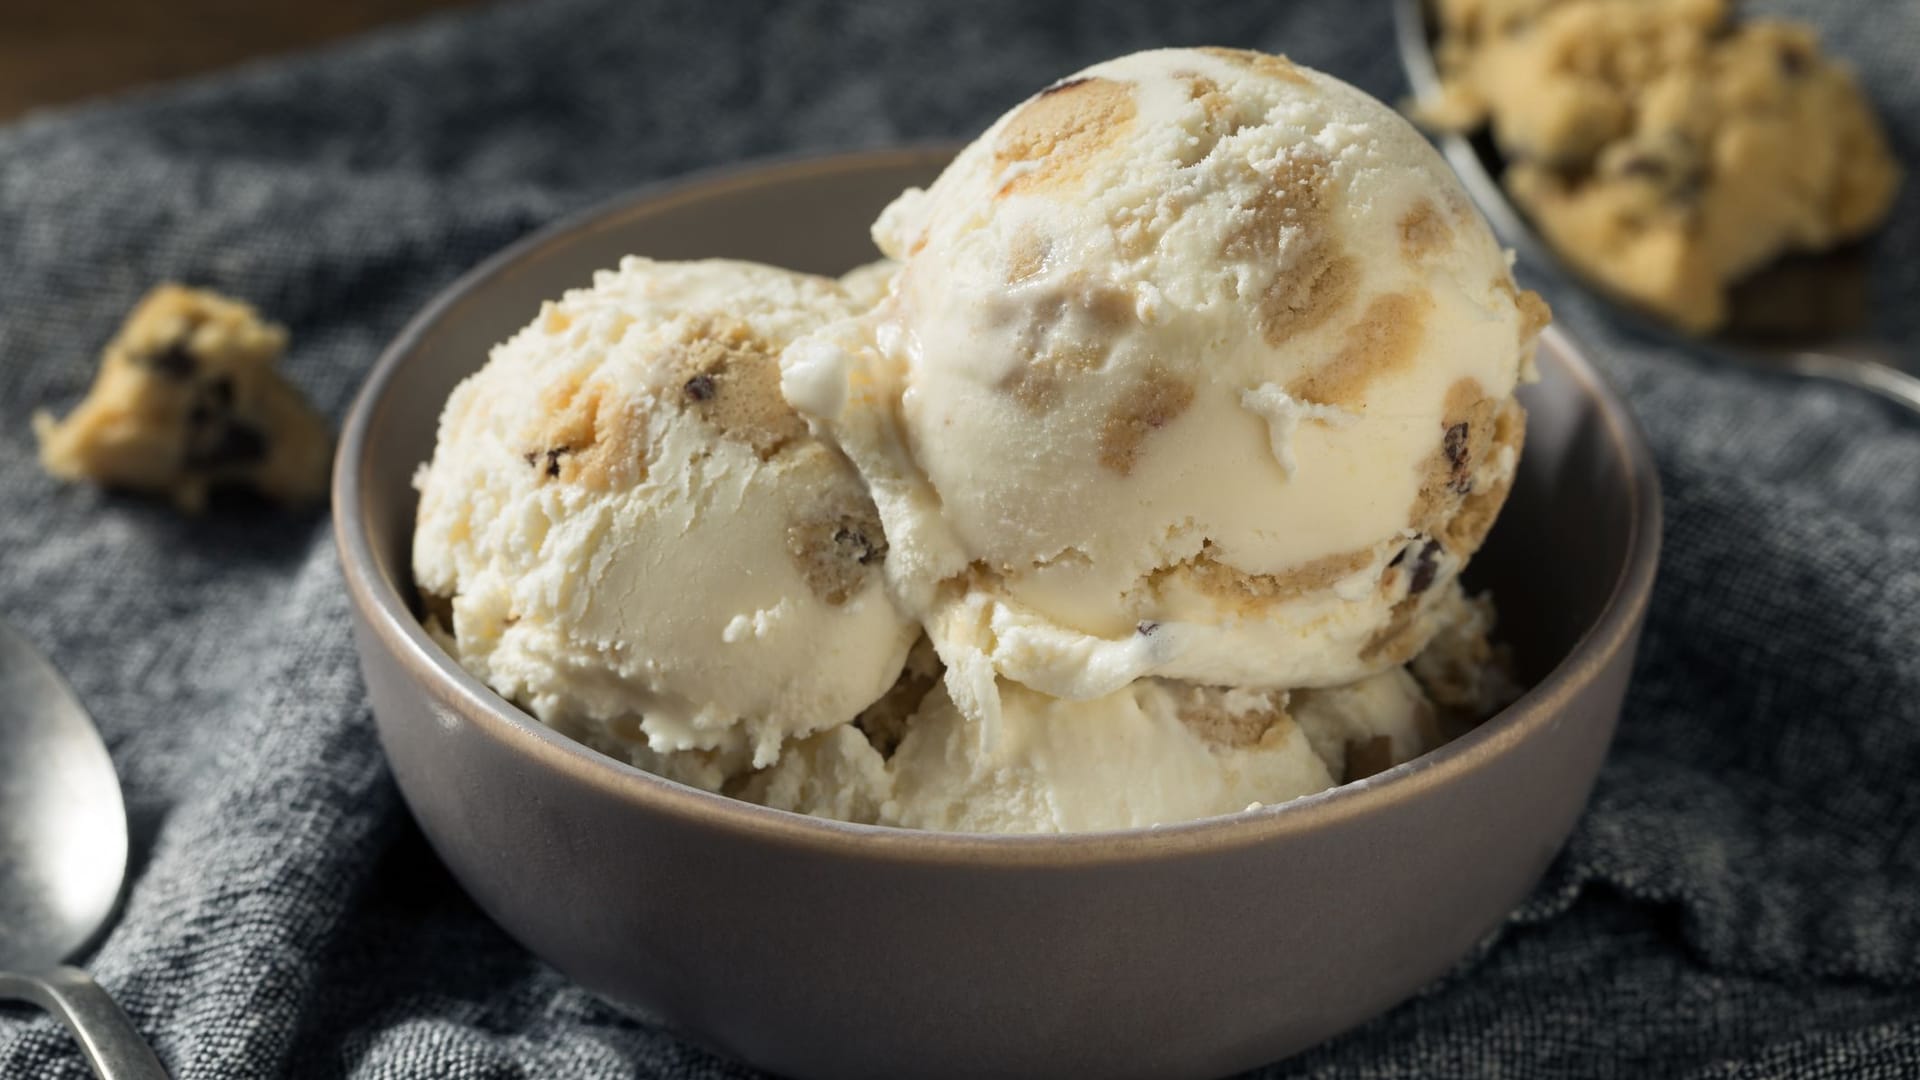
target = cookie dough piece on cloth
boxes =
[33,284,332,511]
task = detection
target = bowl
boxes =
[333,147,1661,1080]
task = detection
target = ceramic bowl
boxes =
[334,147,1661,1080]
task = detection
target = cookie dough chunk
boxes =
[1423,0,1902,332]
[33,285,332,511]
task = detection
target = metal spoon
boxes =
[1393,0,1920,414]
[0,621,167,1079]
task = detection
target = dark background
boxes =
[0,1,480,121]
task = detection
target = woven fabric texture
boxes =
[1,1,1916,1076]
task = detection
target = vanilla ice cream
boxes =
[412,258,919,784]
[745,631,1451,834]
[838,259,900,309]
[413,47,1544,834]
[786,48,1548,716]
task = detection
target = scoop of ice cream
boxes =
[787,48,1548,707]
[747,655,1445,834]
[413,257,918,775]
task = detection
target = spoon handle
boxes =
[1783,346,1920,417]
[0,967,168,1079]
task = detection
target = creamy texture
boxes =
[1290,666,1444,784]
[1410,580,1520,729]
[837,259,900,310]
[416,48,1540,834]
[749,643,1449,834]
[787,48,1546,710]
[888,680,1333,833]
[413,258,918,774]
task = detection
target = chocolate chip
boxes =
[1778,46,1809,77]
[146,342,197,380]
[1669,170,1706,205]
[526,448,572,478]
[1409,541,1440,595]
[1038,76,1090,98]
[1614,144,1705,204]
[1137,621,1159,636]
[1618,155,1667,180]
[1444,422,1472,494]
[1387,546,1409,569]
[185,378,230,433]
[832,524,885,566]
[186,421,268,470]
[683,374,716,402]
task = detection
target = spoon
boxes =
[0,621,167,1079]
[1392,0,1920,414]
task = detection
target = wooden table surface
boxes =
[0,0,480,121]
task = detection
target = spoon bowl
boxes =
[0,621,167,1079]
[0,623,127,973]
[1393,0,1920,413]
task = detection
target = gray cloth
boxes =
[2,1,1917,1076]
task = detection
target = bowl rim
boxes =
[333,146,1663,867]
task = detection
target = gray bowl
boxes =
[334,147,1661,1080]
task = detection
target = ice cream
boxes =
[411,258,919,786]
[787,48,1547,724]
[837,259,900,309]
[412,47,1543,834]
[745,619,1455,834]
